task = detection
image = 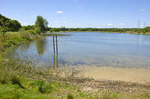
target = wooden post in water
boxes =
[53,35,56,68]
[56,35,59,68]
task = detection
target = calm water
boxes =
[11,32,150,68]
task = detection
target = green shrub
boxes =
[38,81,54,94]
[67,94,74,99]
[11,76,25,89]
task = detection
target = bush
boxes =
[38,81,54,94]
[11,76,25,89]
[67,94,74,99]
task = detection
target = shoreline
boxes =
[73,66,150,84]
[47,31,150,35]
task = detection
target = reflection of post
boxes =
[53,36,56,68]
[53,35,59,68]
[56,35,58,68]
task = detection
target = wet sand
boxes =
[74,65,150,84]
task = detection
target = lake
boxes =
[10,32,150,68]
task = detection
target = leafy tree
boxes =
[9,20,21,31]
[0,14,21,34]
[0,15,10,38]
[144,27,150,32]
[35,16,48,34]
[22,25,35,30]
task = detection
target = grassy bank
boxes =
[0,60,150,99]
[0,31,150,99]
[0,31,40,53]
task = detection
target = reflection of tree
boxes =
[20,42,31,52]
[36,38,46,56]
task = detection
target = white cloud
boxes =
[56,11,64,14]
[140,25,144,28]
[107,24,113,26]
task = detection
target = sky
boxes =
[0,0,150,28]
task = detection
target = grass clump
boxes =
[11,76,25,89]
[38,81,54,94]
[67,94,74,99]
[100,90,122,99]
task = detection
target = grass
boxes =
[0,30,41,53]
[0,31,150,99]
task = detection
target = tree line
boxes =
[0,14,48,35]
[1,13,150,34]
[48,27,150,34]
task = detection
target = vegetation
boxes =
[0,14,21,32]
[49,27,150,35]
[35,16,48,34]
[0,14,21,39]
[0,14,150,99]
[0,59,150,99]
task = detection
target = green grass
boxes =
[0,30,41,53]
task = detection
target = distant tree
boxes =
[35,16,48,34]
[21,25,35,30]
[144,27,150,32]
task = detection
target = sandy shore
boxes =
[73,65,150,84]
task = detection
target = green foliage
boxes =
[143,26,150,32]
[0,14,21,33]
[35,16,48,34]
[67,94,74,99]
[49,27,150,34]
[34,27,41,34]
[38,81,54,94]
[22,25,35,31]
[0,31,40,53]
[11,76,25,89]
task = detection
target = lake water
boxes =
[11,32,150,68]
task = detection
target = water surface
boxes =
[11,32,150,68]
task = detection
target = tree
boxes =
[9,20,21,31]
[144,27,150,32]
[0,15,10,38]
[35,16,48,34]
[0,14,21,33]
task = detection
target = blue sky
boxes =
[0,0,150,28]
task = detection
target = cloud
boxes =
[140,25,144,28]
[107,24,113,26]
[56,11,64,14]
[140,8,145,12]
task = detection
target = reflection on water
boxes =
[52,35,59,68]
[36,38,46,56]
[11,32,150,68]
